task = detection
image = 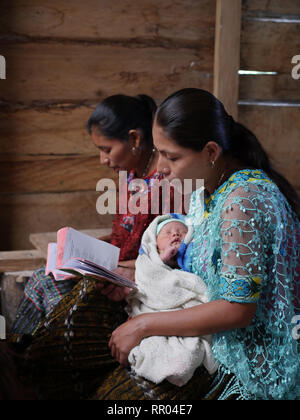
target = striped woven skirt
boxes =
[12,267,77,336]
[14,278,241,400]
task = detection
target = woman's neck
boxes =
[135,148,158,178]
[205,157,247,196]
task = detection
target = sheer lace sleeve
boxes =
[218,185,269,304]
[189,170,299,399]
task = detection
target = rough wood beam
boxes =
[0,250,45,272]
[214,0,242,120]
[30,228,112,258]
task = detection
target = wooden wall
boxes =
[239,0,300,194]
[0,0,216,251]
[0,0,299,252]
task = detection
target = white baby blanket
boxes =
[126,215,218,387]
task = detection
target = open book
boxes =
[45,227,135,289]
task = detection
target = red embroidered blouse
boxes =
[110,169,183,261]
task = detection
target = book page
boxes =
[61,259,136,289]
[58,227,120,271]
[45,243,57,275]
[45,242,72,280]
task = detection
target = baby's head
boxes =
[156,219,188,254]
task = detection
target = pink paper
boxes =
[56,227,69,268]
[45,243,52,276]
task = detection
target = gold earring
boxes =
[132,146,141,156]
[211,160,215,168]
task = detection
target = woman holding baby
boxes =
[12,89,300,400]
[108,89,299,400]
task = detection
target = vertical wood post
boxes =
[0,274,26,332]
[214,0,242,120]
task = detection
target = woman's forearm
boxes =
[143,300,256,338]
[109,299,256,366]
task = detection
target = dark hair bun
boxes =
[135,94,157,117]
[87,94,156,147]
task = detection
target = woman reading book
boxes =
[12,88,299,401]
[12,93,170,335]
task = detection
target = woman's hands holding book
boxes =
[98,283,131,302]
[95,263,135,302]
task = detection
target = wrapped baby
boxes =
[156,216,193,271]
[126,214,218,387]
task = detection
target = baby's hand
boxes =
[160,244,180,266]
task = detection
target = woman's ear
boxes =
[203,141,223,166]
[128,129,142,150]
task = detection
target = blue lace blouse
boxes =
[188,169,299,400]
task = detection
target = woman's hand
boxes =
[95,265,135,302]
[160,244,180,267]
[114,265,135,282]
[98,283,131,302]
[109,316,148,366]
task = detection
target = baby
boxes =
[156,218,188,268]
[156,216,193,272]
[128,214,217,386]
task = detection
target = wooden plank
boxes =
[0,274,26,331]
[0,43,213,104]
[241,20,300,73]
[30,232,57,257]
[0,105,96,157]
[0,0,215,43]
[238,105,300,189]
[30,228,112,258]
[239,74,300,101]
[240,1,300,99]
[0,191,115,251]
[243,0,300,15]
[0,250,45,272]
[214,0,242,119]
[0,156,118,193]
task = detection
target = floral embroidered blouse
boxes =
[188,169,299,400]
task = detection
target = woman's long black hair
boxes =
[156,88,300,218]
[87,94,157,148]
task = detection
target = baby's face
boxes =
[157,222,188,253]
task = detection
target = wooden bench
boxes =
[0,228,112,330]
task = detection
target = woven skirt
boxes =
[14,278,241,400]
[12,267,77,336]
